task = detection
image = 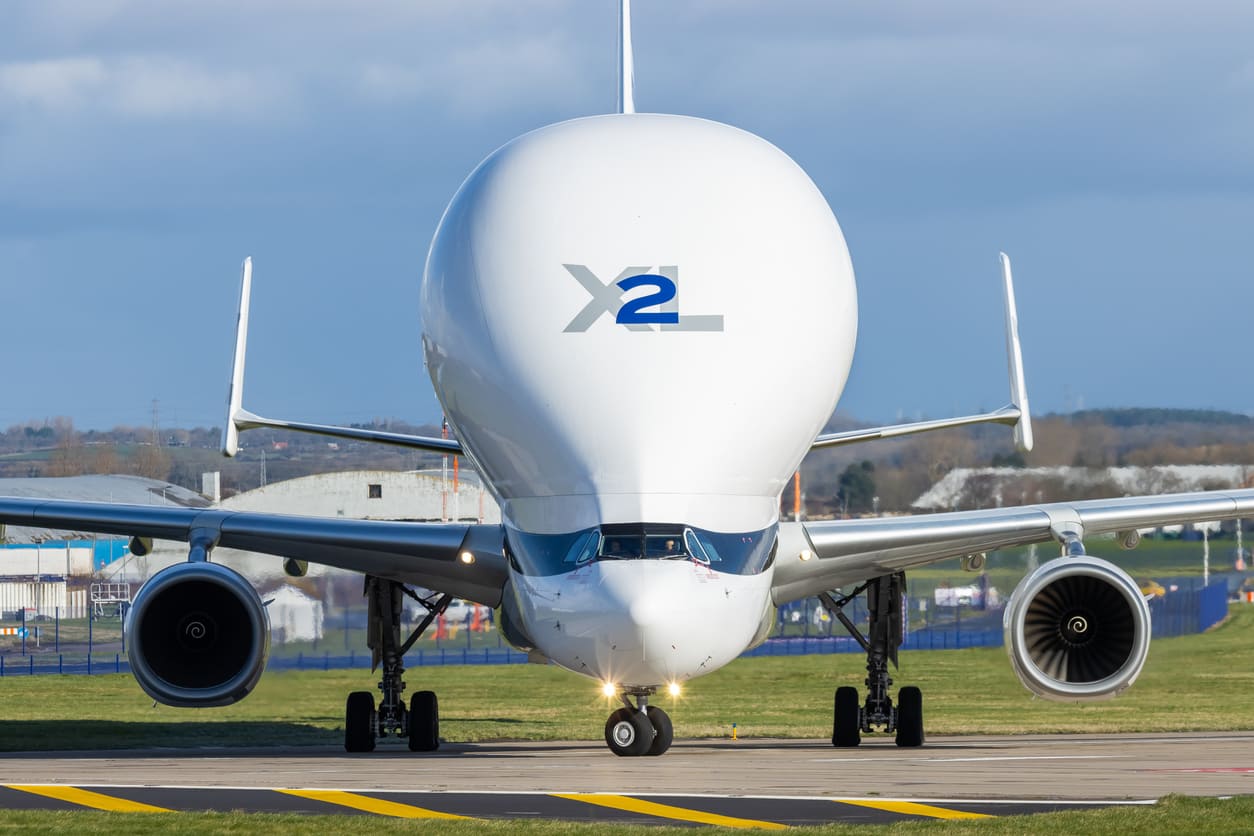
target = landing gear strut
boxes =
[604,689,673,757]
[822,572,924,748]
[344,576,449,753]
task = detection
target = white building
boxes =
[264,585,325,644]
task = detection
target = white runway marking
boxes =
[812,754,1117,764]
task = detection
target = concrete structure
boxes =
[221,469,498,524]
[0,580,87,619]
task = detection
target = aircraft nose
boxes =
[528,558,771,687]
[627,589,668,628]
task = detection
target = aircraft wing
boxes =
[0,497,507,606]
[771,488,1254,604]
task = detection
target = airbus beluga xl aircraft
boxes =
[3,2,1251,757]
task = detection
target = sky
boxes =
[1,1,1253,431]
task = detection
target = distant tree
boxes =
[990,450,1026,468]
[911,432,978,484]
[87,445,120,475]
[837,460,877,515]
[132,445,171,481]
[46,420,85,477]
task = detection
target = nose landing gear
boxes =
[605,688,673,756]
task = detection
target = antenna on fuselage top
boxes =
[618,0,635,114]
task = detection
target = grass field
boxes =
[1,604,1252,751]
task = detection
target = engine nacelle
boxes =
[126,562,270,707]
[1004,555,1150,701]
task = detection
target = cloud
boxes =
[0,57,105,109]
[0,55,280,118]
[357,35,593,115]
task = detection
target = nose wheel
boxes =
[605,690,673,756]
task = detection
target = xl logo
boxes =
[561,264,724,333]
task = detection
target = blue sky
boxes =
[2,1,1252,431]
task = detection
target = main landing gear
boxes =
[345,576,450,753]
[822,572,924,748]
[604,689,673,757]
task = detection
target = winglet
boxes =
[222,256,252,458]
[1000,252,1034,453]
[618,0,635,114]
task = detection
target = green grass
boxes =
[0,796,1251,834]
[1,605,1252,750]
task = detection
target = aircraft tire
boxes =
[605,707,654,757]
[895,686,924,748]
[645,706,673,756]
[408,690,440,752]
[345,691,377,753]
[832,686,861,748]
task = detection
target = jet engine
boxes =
[126,562,269,707]
[1004,555,1150,701]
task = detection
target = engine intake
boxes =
[1004,555,1150,701]
[126,562,269,707]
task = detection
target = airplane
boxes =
[3,1,1253,757]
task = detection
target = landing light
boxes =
[601,682,617,698]
[459,551,475,564]
[799,549,814,562]
[667,682,682,697]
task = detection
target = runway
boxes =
[1,732,1250,825]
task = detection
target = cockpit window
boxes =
[600,533,686,560]
[569,529,601,565]
[505,523,777,576]
[683,529,710,564]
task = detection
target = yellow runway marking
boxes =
[8,785,170,813]
[838,799,994,819]
[278,789,471,819]
[553,793,787,829]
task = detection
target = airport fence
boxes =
[0,579,1233,677]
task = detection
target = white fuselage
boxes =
[421,113,857,687]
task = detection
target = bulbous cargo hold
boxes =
[1004,555,1151,701]
[422,112,858,537]
[126,562,270,707]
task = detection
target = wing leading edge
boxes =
[0,496,507,606]
[772,488,1254,604]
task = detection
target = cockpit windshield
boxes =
[505,522,777,577]
[599,527,687,560]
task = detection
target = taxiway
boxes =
[0,732,1250,824]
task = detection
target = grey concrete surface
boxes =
[2,732,1251,800]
